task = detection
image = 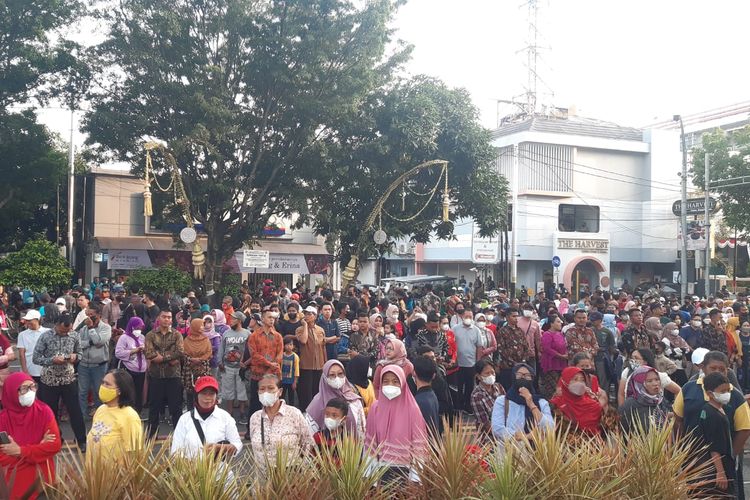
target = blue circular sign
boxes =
[552,256,561,268]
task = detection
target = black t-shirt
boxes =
[696,403,736,491]
[278,319,303,337]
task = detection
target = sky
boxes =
[391,0,750,129]
[37,0,750,154]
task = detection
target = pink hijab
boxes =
[305,360,361,434]
[365,365,427,466]
[559,298,570,315]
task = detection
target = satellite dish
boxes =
[373,230,387,245]
[180,227,197,244]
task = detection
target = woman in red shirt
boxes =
[0,372,62,499]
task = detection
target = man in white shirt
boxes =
[171,376,242,459]
[72,294,90,330]
[17,309,48,381]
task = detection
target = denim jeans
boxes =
[78,362,108,417]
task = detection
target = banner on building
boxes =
[107,250,152,270]
[234,252,330,275]
[471,222,500,264]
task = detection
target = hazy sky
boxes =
[393,0,750,129]
[38,0,750,152]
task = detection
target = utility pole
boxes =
[704,152,711,297]
[674,115,688,300]
[67,109,75,269]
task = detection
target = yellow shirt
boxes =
[356,381,376,416]
[87,405,144,459]
[673,378,750,432]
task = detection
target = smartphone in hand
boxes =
[0,432,11,445]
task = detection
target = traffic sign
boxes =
[672,197,718,216]
[552,256,561,268]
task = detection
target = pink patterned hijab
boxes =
[365,365,427,466]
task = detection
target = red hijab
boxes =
[550,366,602,434]
[0,372,55,445]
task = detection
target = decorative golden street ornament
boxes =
[341,159,450,289]
[143,142,206,279]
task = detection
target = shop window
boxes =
[558,204,599,233]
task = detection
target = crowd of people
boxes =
[0,279,749,497]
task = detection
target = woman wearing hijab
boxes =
[369,313,388,362]
[202,315,221,378]
[558,296,570,316]
[550,366,608,436]
[491,363,553,446]
[644,317,663,345]
[618,365,670,434]
[346,354,375,415]
[183,318,213,409]
[661,321,690,384]
[305,360,366,439]
[0,372,61,500]
[212,309,230,336]
[365,365,427,485]
[373,338,414,392]
[115,317,147,413]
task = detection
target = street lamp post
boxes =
[673,114,689,299]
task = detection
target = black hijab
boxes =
[346,354,370,389]
[506,362,542,433]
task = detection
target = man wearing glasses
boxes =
[32,313,87,450]
[76,302,112,418]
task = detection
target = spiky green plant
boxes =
[250,444,328,500]
[617,418,712,499]
[315,433,389,500]
[481,444,534,500]
[416,421,490,500]
[154,449,249,500]
[44,443,130,500]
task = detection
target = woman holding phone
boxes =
[0,371,62,499]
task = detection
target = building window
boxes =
[558,204,599,233]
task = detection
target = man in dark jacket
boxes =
[410,352,443,436]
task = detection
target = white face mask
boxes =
[271,311,280,319]
[462,318,473,327]
[703,318,711,325]
[56,304,66,312]
[523,310,533,318]
[672,306,679,311]
[568,381,587,396]
[324,417,343,431]
[259,391,279,407]
[486,315,495,322]
[19,390,36,407]
[132,329,142,336]
[671,329,679,336]
[326,376,346,390]
[476,321,487,329]
[481,375,496,385]
[692,320,702,328]
[381,385,402,400]
[713,391,731,405]
[441,324,449,331]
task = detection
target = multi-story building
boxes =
[415,110,683,296]
[81,170,330,286]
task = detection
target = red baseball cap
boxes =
[194,376,219,394]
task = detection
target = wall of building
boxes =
[93,175,145,237]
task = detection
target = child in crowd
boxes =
[281,335,299,407]
[313,397,349,462]
[696,372,736,497]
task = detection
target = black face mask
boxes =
[456,309,465,315]
[251,308,260,314]
[514,379,534,391]
[582,368,596,376]
[288,313,298,319]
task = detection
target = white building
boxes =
[416,111,683,296]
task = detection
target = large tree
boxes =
[85,0,409,290]
[0,0,83,251]
[691,126,750,232]
[299,76,508,278]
